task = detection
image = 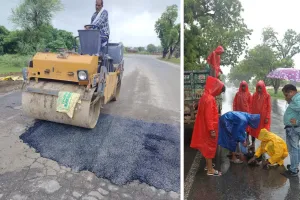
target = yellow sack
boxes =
[0,76,12,81]
[56,91,81,118]
[0,76,23,81]
[11,76,23,81]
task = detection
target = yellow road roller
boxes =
[22,26,124,128]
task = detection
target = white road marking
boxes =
[184,151,202,200]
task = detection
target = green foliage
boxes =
[156,46,163,53]
[10,0,63,30]
[229,27,300,94]
[159,57,180,65]
[228,44,295,94]
[228,45,278,85]
[262,27,300,59]
[219,74,226,83]
[0,25,74,55]
[155,5,180,58]
[0,26,10,54]
[147,44,157,53]
[184,0,252,70]
[261,27,300,93]
[227,60,253,83]
[3,0,72,55]
[137,47,145,52]
[0,54,32,73]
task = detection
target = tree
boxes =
[138,47,145,52]
[10,0,63,30]
[228,61,253,84]
[262,27,300,93]
[228,44,294,94]
[156,46,163,53]
[155,5,180,58]
[47,27,74,51]
[219,74,226,83]
[184,0,252,70]
[0,24,74,55]
[0,26,10,54]
[0,28,27,54]
[9,0,64,53]
[166,23,180,59]
[147,44,156,53]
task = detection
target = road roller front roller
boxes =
[21,26,124,129]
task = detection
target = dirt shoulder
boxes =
[0,81,23,94]
[0,72,23,94]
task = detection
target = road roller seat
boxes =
[78,29,108,56]
[107,43,124,65]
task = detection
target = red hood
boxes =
[239,81,249,93]
[256,80,267,94]
[205,76,224,97]
[215,46,224,54]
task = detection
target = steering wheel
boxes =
[84,24,99,29]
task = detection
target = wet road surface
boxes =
[184,87,300,200]
[0,54,180,200]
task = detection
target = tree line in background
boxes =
[184,0,300,94]
[228,27,300,94]
[0,0,177,59]
[124,45,161,54]
[0,0,73,56]
[155,4,180,59]
[184,0,252,70]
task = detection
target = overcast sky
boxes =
[215,0,300,75]
[0,0,180,47]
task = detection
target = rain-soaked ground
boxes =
[184,87,300,200]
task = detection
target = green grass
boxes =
[249,88,285,100]
[0,54,31,74]
[267,89,285,100]
[159,57,180,65]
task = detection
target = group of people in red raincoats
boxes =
[190,46,272,176]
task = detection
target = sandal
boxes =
[207,170,222,176]
[204,163,215,171]
[230,159,243,164]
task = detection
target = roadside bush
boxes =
[0,54,32,73]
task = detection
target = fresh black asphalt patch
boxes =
[20,114,180,192]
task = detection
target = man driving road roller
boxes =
[85,0,110,48]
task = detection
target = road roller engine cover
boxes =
[22,26,124,129]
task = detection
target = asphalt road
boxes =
[184,87,300,200]
[0,54,180,200]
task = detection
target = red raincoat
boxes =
[190,76,224,159]
[249,81,271,138]
[207,46,224,78]
[233,81,252,112]
[233,81,252,132]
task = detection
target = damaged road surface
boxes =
[0,54,180,200]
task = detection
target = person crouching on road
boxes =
[218,111,260,164]
[248,128,288,169]
[190,76,225,177]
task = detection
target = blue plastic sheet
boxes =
[218,111,260,152]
